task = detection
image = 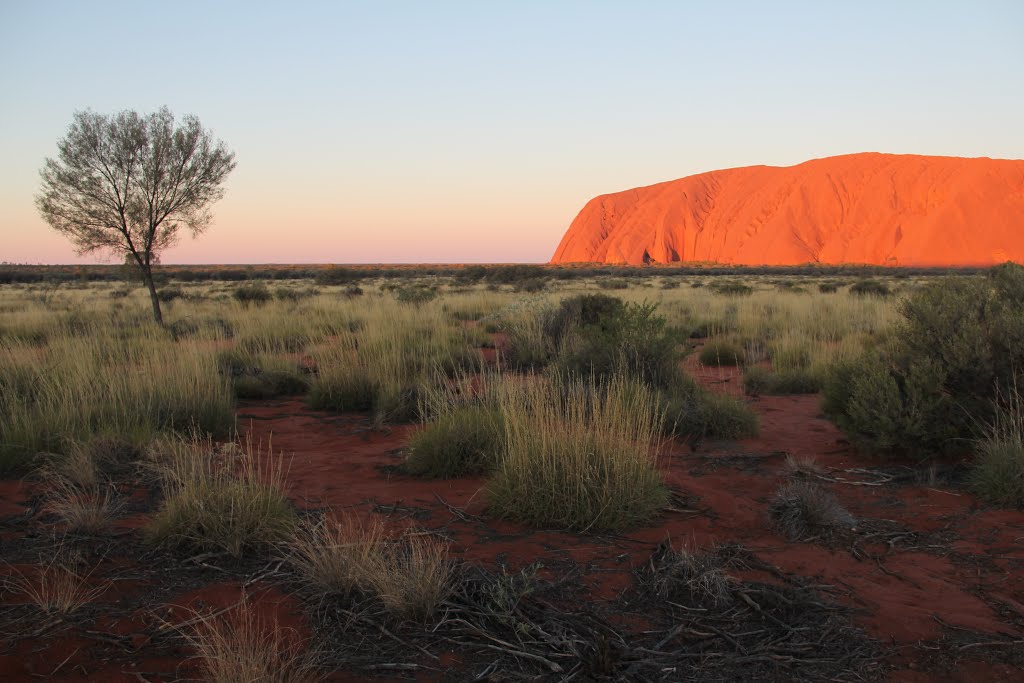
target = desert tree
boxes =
[36,107,236,323]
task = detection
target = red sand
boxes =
[3,347,1024,680]
[551,153,1024,266]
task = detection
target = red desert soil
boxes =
[2,349,1024,680]
[551,152,1024,266]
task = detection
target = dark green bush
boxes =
[343,285,364,298]
[709,282,753,296]
[824,264,1024,457]
[403,407,505,478]
[553,297,682,389]
[818,283,839,294]
[516,278,547,293]
[395,285,437,304]
[232,283,272,306]
[849,279,890,297]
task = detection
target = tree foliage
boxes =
[37,107,235,322]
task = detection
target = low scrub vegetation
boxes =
[743,366,821,395]
[825,263,1024,457]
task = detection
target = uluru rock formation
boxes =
[551,153,1024,266]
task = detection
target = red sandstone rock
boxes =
[551,153,1024,266]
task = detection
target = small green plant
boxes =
[404,406,505,478]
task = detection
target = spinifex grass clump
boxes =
[0,327,234,472]
[6,545,106,616]
[288,517,453,621]
[698,339,745,367]
[768,481,856,541]
[487,374,668,531]
[289,516,386,600]
[404,406,505,478]
[146,435,297,557]
[309,301,480,423]
[970,387,1024,507]
[218,348,309,399]
[180,600,322,683]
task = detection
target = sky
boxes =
[1,1,1022,264]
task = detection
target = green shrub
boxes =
[665,388,759,441]
[403,406,504,478]
[232,283,272,306]
[709,282,753,296]
[395,285,437,304]
[555,300,682,389]
[343,285,364,298]
[743,366,822,396]
[818,282,839,294]
[825,264,1024,458]
[849,279,890,297]
[699,340,744,366]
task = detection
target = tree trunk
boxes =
[141,266,164,324]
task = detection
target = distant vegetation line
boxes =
[0,262,997,285]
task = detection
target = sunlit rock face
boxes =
[551,153,1024,266]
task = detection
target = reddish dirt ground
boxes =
[2,344,1023,681]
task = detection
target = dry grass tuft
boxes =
[146,435,297,557]
[44,478,119,533]
[5,547,105,616]
[652,542,733,606]
[768,481,856,541]
[365,533,454,622]
[180,600,321,683]
[288,516,385,600]
[780,453,826,478]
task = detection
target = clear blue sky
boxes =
[1,1,1021,263]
